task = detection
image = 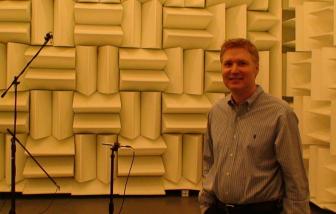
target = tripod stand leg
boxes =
[109,149,115,214]
[9,137,16,214]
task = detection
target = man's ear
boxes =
[255,64,259,77]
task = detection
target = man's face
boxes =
[221,48,259,94]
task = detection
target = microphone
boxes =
[44,32,53,42]
[102,142,121,151]
[112,141,120,151]
[102,141,132,151]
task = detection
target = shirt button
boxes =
[233,135,236,139]
[226,172,230,176]
[229,153,233,157]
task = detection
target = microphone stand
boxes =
[103,141,120,214]
[103,142,134,214]
[1,32,59,214]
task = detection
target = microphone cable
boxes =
[39,185,59,214]
[118,145,135,214]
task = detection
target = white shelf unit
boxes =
[286,52,311,96]
[302,97,331,146]
[291,83,310,91]
[310,32,333,40]
[309,146,336,205]
[309,106,331,117]
[308,3,334,47]
[307,131,330,144]
[327,52,336,96]
[310,5,333,16]
[296,1,334,51]
[311,47,336,100]
[284,1,336,208]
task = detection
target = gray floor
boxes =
[0,193,335,214]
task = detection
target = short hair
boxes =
[220,38,259,65]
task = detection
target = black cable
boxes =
[118,146,135,214]
[38,186,59,214]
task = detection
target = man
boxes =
[199,38,310,214]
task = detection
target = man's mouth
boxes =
[228,77,243,80]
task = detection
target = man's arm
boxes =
[199,112,215,214]
[275,109,310,214]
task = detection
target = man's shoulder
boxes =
[259,93,293,114]
[209,96,229,113]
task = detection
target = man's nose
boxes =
[231,63,239,73]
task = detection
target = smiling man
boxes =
[199,38,310,214]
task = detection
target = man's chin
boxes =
[227,85,243,91]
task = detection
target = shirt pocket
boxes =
[243,125,277,167]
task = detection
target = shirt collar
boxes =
[227,85,264,108]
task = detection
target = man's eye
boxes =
[238,61,247,66]
[224,62,232,67]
